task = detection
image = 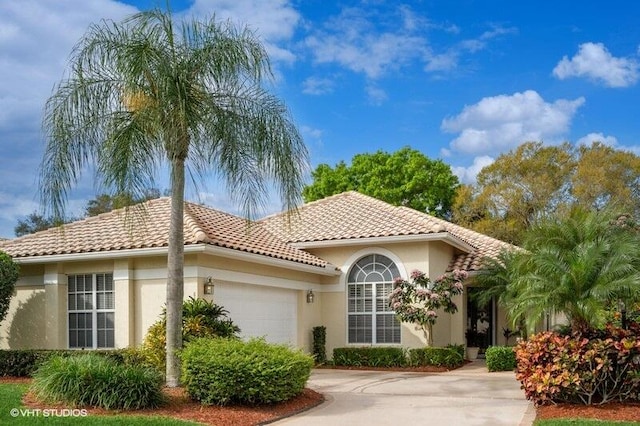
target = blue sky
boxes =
[1,0,639,238]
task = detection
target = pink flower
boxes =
[410,270,424,280]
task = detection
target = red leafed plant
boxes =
[515,323,640,405]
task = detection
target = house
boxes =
[0,191,515,355]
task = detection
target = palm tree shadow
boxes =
[7,291,46,349]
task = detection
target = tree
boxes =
[452,141,640,245]
[303,147,459,218]
[0,251,19,324]
[40,9,307,386]
[475,208,640,334]
[85,189,161,216]
[14,213,62,237]
[388,269,467,345]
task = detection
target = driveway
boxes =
[273,361,535,426]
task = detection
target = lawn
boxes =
[536,420,640,426]
[0,383,198,425]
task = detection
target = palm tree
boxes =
[39,9,308,386]
[479,208,640,334]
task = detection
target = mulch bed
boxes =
[7,374,640,424]
[537,402,640,422]
[2,377,323,426]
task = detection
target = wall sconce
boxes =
[306,289,315,304]
[204,276,214,295]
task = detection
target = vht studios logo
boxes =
[10,408,88,417]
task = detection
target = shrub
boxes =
[408,347,464,368]
[485,346,516,372]
[0,349,144,377]
[0,251,19,324]
[332,347,406,367]
[446,343,465,359]
[182,338,313,406]
[515,324,640,405]
[312,326,326,364]
[30,353,164,409]
[141,297,240,371]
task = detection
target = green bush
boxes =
[141,297,240,371]
[312,326,327,364]
[332,347,407,367]
[0,349,145,377]
[485,346,516,372]
[0,251,19,324]
[408,347,464,368]
[182,338,313,406]
[30,353,164,409]
[446,343,465,359]
[516,323,640,405]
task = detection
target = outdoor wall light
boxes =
[306,289,315,304]
[204,276,214,295]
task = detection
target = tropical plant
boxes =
[141,297,240,372]
[476,208,640,333]
[388,269,467,345]
[39,9,307,386]
[0,252,19,324]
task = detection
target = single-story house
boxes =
[0,191,517,355]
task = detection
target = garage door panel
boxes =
[216,283,297,345]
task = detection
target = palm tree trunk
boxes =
[166,156,185,387]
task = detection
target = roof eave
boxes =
[11,244,340,277]
[201,244,341,276]
[290,232,476,252]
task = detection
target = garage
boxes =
[215,282,298,345]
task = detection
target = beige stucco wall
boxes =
[302,241,469,357]
[1,239,492,356]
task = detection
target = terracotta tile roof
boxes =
[0,198,328,269]
[260,191,516,272]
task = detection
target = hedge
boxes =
[485,346,516,372]
[408,347,464,368]
[332,347,407,367]
[182,338,314,405]
[0,348,148,377]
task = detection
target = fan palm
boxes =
[39,9,308,386]
[483,208,640,333]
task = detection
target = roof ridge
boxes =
[183,202,210,244]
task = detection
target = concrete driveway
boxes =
[274,361,535,426]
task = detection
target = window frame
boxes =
[346,254,402,345]
[67,272,115,349]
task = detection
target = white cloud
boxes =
[576,132,640,155]
[553,42,639,87]
[187,0,301,63]
[300,125,323,140]
[441,90,585,155]
[365,85,388,105]
[576,132,619,147]
[302,77,335,95]
[305,11,427,80]
[451,155,495,184]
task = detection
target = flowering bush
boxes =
[389,269,467,345]
[515,323,640,405]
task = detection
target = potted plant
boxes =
[465,329,480,360]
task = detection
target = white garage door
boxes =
[215,282,297,345]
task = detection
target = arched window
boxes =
[347,254,401,344]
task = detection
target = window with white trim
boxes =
[347,254,401,344]
[68,273,115,349]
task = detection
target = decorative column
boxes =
[113,259,134,348]
[44,264,67,349]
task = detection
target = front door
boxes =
[466,288,493,353]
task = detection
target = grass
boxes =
[0,383,197,425]
[535,420,640,425]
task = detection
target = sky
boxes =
[1,0,639,238]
